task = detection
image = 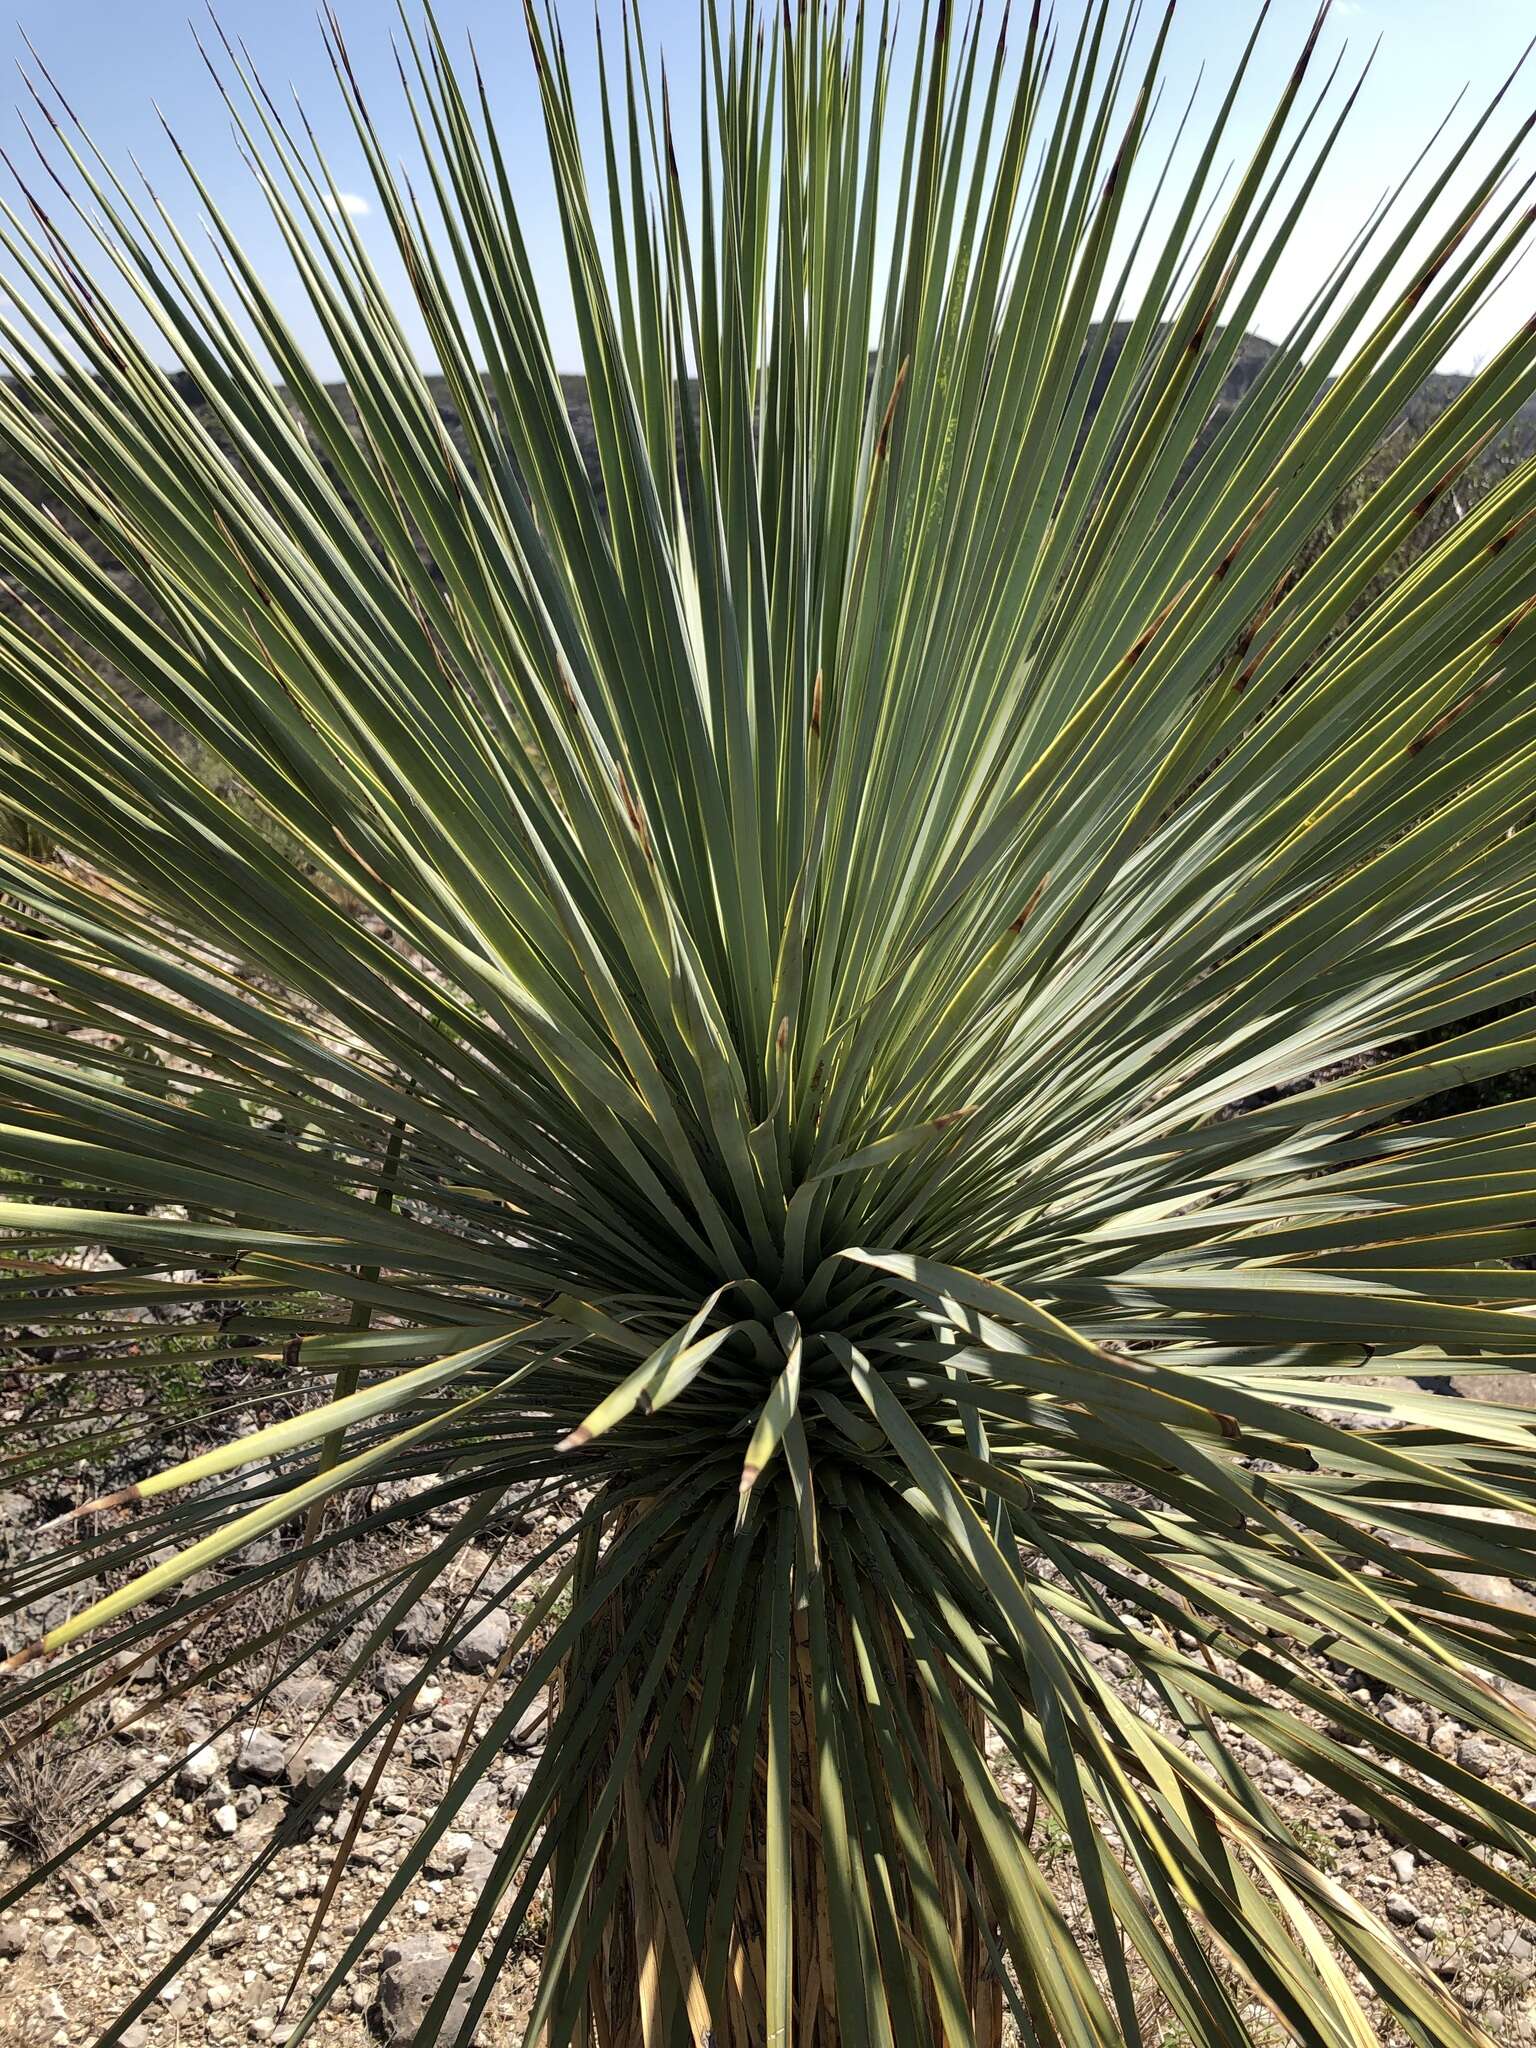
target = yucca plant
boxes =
[4,0,1536,2040]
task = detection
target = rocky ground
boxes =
[4,1467,1536,2044]
[0,1690,543,2046]
[0,1466,563,2048]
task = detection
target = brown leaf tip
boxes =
[875,357,910,461]
[1010,872,1050,933]
[41,1482,142,1533]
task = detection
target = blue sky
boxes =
[0,1,1531,379]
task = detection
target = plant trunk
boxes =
[542,1511,1006,2048]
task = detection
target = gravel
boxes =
[4,1494,1536,2046]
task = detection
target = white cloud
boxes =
[1335,2,1363,15]
[324,192,370,219]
